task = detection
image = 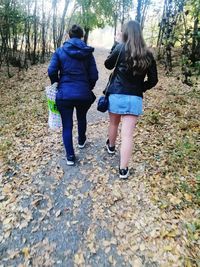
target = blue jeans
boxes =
[56,100,91,157]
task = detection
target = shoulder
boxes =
[54,47,63,56]
[110,42,122,52]
[113,43,124,53]
[50,48,62,61]
[109,43,124,59]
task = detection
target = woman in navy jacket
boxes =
[104,20,158,179]
[48,25,98,165]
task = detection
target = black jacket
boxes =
[104,43,158,97]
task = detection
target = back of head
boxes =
[122,20,151,74]
[69,25,84,39]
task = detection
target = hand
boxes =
[65,33,69,40]
[114,31,122,43]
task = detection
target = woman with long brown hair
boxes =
[104,20,158,179]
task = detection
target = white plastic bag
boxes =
[45,83,62,130]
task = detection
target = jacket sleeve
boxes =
[143,56,158,92]
[110,41,119,54]
[104,44,121,70]
[48,50,60,84]
[88,54,99,90]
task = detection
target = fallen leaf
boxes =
[55,210,61,217]
[22,247,30,258]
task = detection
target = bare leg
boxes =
[120,115,138,169]
[108,112,121,146]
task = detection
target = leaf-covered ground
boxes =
[0,48,200,267]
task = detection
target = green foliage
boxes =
[157,0,200,81]
[73,0,133,31]
[172,138,198,163]
[186,0,200,17]
[111,0,133,24]
[0,1,26,34]
[75,0,114,31]
[146,110,163,125]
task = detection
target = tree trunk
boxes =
[67,3,78,31]
[121,0,125,28]
[141,0,150,30]
[136,0,142,24]
[84,28,90,44]
[32,0,38,64]
[41,0,46,63]
[113,13,118,42]
[157,0,167,49]
[25,0,31,63]
[57,0,70,47]
[12,0,17,56]
[191,16,200,64]
[52,0,58,50]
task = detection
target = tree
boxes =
[135,0,151,29]
[73,0,113,43]
[112,0,133,35]
[157,0,186,72]
[0,0,198,83]
[52,0,58,51]
[188,0,200,65]
[157,0,199,83]
[32,0,38,64]
[57,0,70,48]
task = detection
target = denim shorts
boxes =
[108,94,143,115]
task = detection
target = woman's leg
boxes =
[120,115,138,169]
[76,103,90,145]
[56,100,74,157]
[108,112,121,146]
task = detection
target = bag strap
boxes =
[104,44,124,95]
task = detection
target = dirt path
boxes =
[0,48,199,266]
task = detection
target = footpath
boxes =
[0,48,199,267]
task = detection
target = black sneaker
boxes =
[119,167,129,179]
[78,140,87,149]
[67,155,75,166]
[106,139,115,154]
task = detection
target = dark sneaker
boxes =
[67,155,75,166]
[78,140,87,149]
[119,167,129,179]
[106,139,115,154]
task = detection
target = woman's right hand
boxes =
[114,31,122,43]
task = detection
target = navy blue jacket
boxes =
[48,38,98,101]
[105,43,158,97]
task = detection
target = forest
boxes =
[0,0,200,266]
[0,0,199,81]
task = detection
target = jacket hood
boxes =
[63,38,94,59]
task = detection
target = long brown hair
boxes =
[122,20,151,74]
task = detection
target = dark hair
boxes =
[122,20,151,74]
[69,25,84,39]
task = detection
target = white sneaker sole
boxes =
[106,144,115,154]
[67,160,75,166]
[78,141,86,149]
[119,170,129,179]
